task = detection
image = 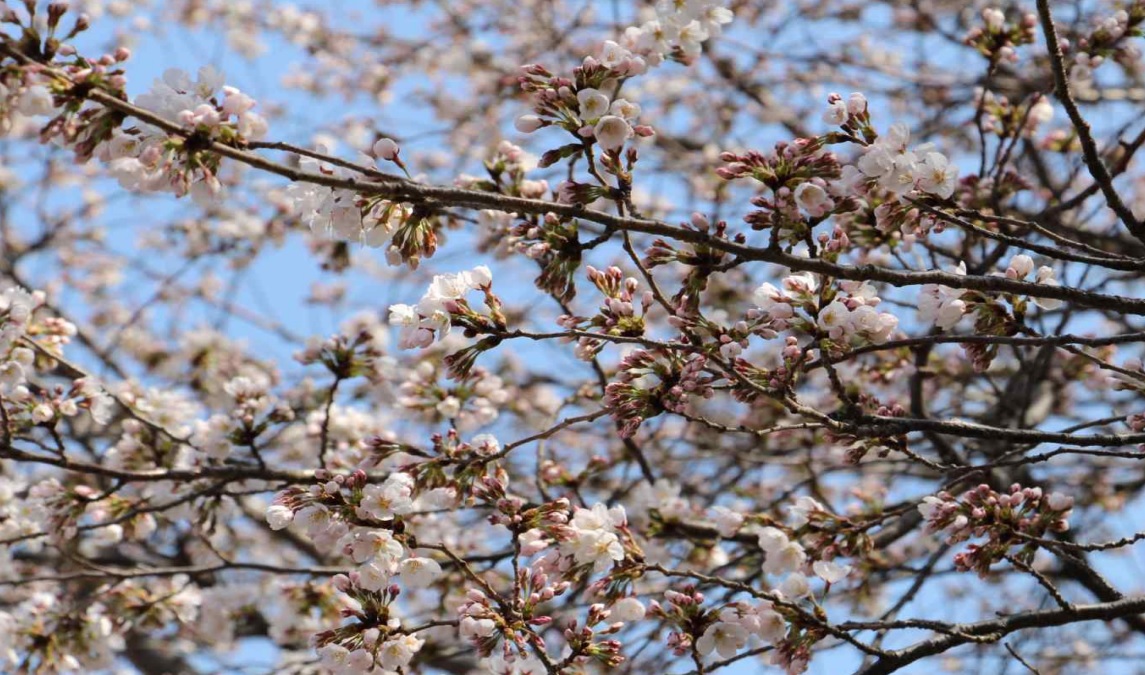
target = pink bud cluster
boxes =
[604,348,715,437]
[963,8,1038,63]
[1066,4,1145,82]
[919,483,1074,576]
[558,265,653,361]
[717,138,840,194]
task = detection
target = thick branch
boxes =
[854,595,1145,675]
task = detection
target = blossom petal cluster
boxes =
[387,266,494,349]
[619,1,734,66]
[287,147,412,249]
[561,502,628,572]
[918,262,969,329]
[855,123,958,199]
[1004,254,1063,310]
[102,66,267,203]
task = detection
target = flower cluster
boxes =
[919,484,1074,576]
[516,63,653,158]
[757,525,833,604]
[396,357,509,430]
[558,266,653,360]
[721,93,959,255]
[604,348,715,437]
[821,91,870,132]
[134,66,267,141]
[629,478,693,527]
[0,68,59,129]
[963,8,1038,63]
[15,375,115,428]
[815,281,899,346]
[387,267,498,349]
[103,66,267,202]
[456,582,560,671]
[519,82,644,153]
[25,478,85,544]
[313,574,427,674]
[190,375,294,461]
[0,3,117,147]
[102,387,202,472]
[654,587,797,671]
[918,262,969,329]
[617,1,734,66]
[267,471,446,594]
[0,592,120,673]
[749,274,898,347]
[696,602,788,660]
[287,143,414,252]
[1067,5,1145,82]
[449,496,643,670]
[0,287,115,429]
[855,122,958,200]
[508,4,734,169]
[560,502,629,573]
[750,277,801,330]
[1003,254,1063,310]
[0,286,41,354]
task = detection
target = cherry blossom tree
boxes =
[3,0,1145,673]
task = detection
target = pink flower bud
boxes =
[515,115,544,133]
[373,137,400,161]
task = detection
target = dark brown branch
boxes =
[854,595,1145,675]
[1035,0,1145,243]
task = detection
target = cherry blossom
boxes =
[696,618,749,659]
[0,1,1142,674]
